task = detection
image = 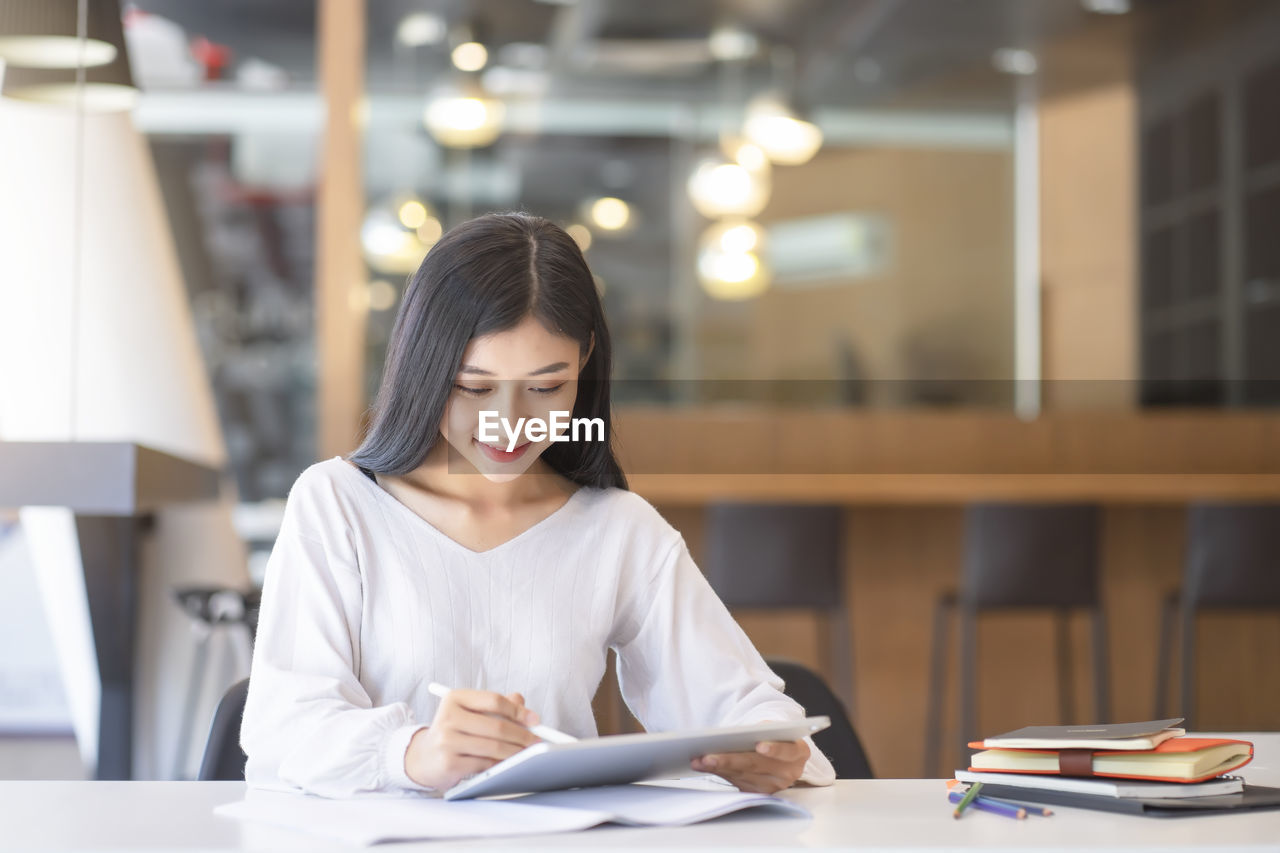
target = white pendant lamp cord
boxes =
[69,0,87,439]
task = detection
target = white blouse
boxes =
[240,456,837,797]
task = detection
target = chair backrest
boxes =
[198,678,249,781]
[704,504,844,609]
[1185,504,1280,607]
[961,504,1101,609]
[766,657,873,779]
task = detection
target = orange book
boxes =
[966,737,1254,784]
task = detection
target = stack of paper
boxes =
[215,783,809,846]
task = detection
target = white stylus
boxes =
[426,682,578,744]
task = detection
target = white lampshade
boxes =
[0,96,246,780]
[0,99,221,456]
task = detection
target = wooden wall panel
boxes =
[639,505,1280,779]
[315,0,367,459]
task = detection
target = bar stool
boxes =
[923,504,1108,777]
[170,585,260,780]
[702,504,853,713]
[1155,504,1280,728]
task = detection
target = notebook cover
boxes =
[975,782,1280,818]
[965,738,1254,784]
[984,719,1185,744]
[953,768,1246,799]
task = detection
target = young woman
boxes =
[240,212,836,797]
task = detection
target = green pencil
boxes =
[953,782,983,819]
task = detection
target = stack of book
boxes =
[953,719,1280,816]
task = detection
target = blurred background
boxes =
[0,0,1277,783]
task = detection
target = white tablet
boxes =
[442,716,831,800]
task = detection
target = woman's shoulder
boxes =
[278,457,373,532]
[573,484,659,518]
[571,486,682,548]
[288,456,367,499]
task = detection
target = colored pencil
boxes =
[976,793,1053,817]
[948,790,1026,820]
[952,781,983,818]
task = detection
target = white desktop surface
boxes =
[4,733,1278,851]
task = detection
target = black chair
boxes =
[766,658,874,779]
[923,504,1108,777]
[704,504,853,711]
[1155,504,1280,728]
[198,677,250,781]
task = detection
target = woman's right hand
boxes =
[404,689,542,790]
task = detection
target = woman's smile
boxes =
[473,436,532,463]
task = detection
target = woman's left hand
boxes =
[691,736,810,793]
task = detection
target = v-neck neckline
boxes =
[336,456,585,557]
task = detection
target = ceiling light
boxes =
[566,223,593,252]
[0,0,137,111]
[0,35,115,68]
[687,154,771,219]
[451,41,489,72]
[588,197,632,232]
[708,25,758,62]
[397,198,427,229]
[423,80,504,148]
[720,136,771,174]
[416,216,443,246]
[0,1,124,69]
[697,220,771,300]
[1081,0,1131,13]
[361,207,429,275]
[719,222,761,254]
[361,209,411,255]
[396,12,446,47]
[742,93,823,166]
[991,48,1038,76]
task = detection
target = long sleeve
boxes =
[240,495,433,798]
[612,536,837,786]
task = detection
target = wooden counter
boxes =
[626,473,1280,504]
[615,407,1280,482]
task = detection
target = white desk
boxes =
[5,734,1279,851]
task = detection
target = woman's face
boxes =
[441,314,587,483]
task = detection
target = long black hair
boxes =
[348,212,627,490]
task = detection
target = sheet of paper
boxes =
[214,788,611,846]
[513,783,812,826]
